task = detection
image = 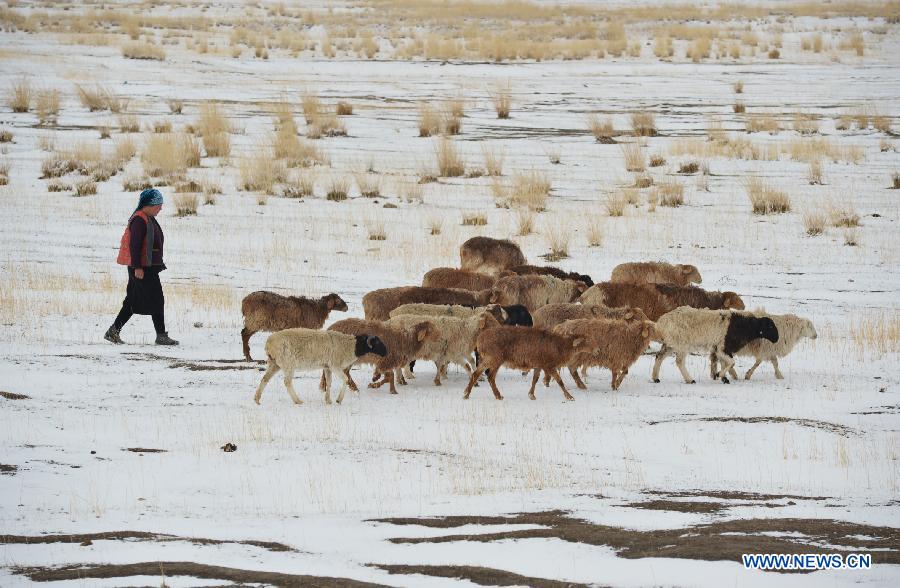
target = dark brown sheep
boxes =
[532,303,648,329]
[578,282,675,322]
[459,236,527,275]
[241,291,348,360]
[421,267,498,291]
[654,284,745,312]
[464,326,592,401]
[362,286,492,321]
[508,264,593,287]
[327,318,439,394]
[611,261,702,286]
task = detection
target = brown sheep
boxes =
[459,236,526,276]
[507,264,593,287]
[464,326,592,401]
[654,284,745,312]
[241,291,348,361]
[611,261,702,286]
[578,282,675,321]
[549,319,657,390]
[362,286,492,321]
[490,275,587,313]
[421,267,498,291]
[327,318,439,394]
[532,303,648,329]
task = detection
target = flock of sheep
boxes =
[248,236,817,405]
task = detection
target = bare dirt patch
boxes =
[647,416,856,437]
[121,352,265,371]
[0,391,29,400]
[374,511,900,568]
[0,464,17,475]
[0,531,294,553]
[371,563,589,587]
[13,561,387,586]
[123,447,167,453]
[645,489,831,501]
[620,499,727,514]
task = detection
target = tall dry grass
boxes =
[630,111,657,136]
[491,83,512,119]
[7,77,31,113]
[434,138,465,177]
[588,114,615,143]
[745,177,790,214]
[35,89,60,125]
[621,143,645,172]
[197,102,231,157]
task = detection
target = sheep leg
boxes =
[580,365,588,379]
[528,368,541,400]
[405,361,416,379]
[403,365,415,380]
[708,351,719,380]
[344,368,359,392]
[319,370,326,392]
[675,352,695,384]
[322,369,333,404]
[568,366,587,390]
[652,345,673,383]
[613,368,629,390]
[395,368,408,386]
[463,365,487,399]
[433,362,443,386]
[542,369,551,387]
[550,368,575,401]
[611,370,621,391]
[772,357,784,379]
[241,328,255,361]
[714,350,734,384]
[253,361,280,405]
[387,370,398,394]
[282,368,303,405]
[336,369,350,404]
[485,366,504,400]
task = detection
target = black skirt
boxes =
[126,266,165,315]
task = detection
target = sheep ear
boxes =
[625,310,634,320]
[325,296,335,310]
[572,337,584,347]
[489,291,499,304]
[417,326,430,341]
[682,265,692,274]
[642,326,650,338]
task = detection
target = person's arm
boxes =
[129,216,147,278]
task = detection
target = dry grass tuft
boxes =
[678,161,699,174]
[118,114,140,133]
[399,179,424,203]
[197,102,231,157]
[632,174,652,189]
[509,170,551,211]
[733,101,746,114]
[733,80,744,94]
[282,169,316,199]
[427,215,443,235]
[0,129,12,143]
[793,112,820,135]
[434,138,465,177]
[307,114,347,138]
[0,161,9,186]
[152,119,172,134]
[655,180,684,207]
[173,192,199,217]
[301,90,321,124]
[239,148,287,195]
[366,218,388,241]
[843,228,860,246]
[515,208,534,236]
[808,160,824,185]
[462,212,488,226]
[491,83,512,119]
[273,125,326,167]
[122,174,154,192]
[585,214,604,247]
[141,134,191,179]
[746,113,780,134]
[621,143,645,172]
[73,178,97,197]
[167,99,184,114]
[605,192,627,217]
[8,77,31,113]
[802,209,826,236]
[35,89,60,125]
[418,103,440,137]
[893,172,900,190]
[355,173,382,198]
[46,178,71,192]
[873,115,892,134]
[879,138,892,153]
[746,177,790,214]
[482,144,505,176]
[630,111,657,137]
[336,101,353,115]
[649,153,666,167]
[543,221,569,261]
[442,106,462,136]
[653,35,673,59]
[849,311,900,358]
[588,114,616,143]
[827,201,860,228]
[326,175,350,201]
[99,126,111,140]
[122,41,165,60]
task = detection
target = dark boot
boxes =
[155,332,179,346]
[104,325,123,344]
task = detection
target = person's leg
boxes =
[149,269,178,345]
[106,270,134,343]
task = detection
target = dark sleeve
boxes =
[129,215,147,268]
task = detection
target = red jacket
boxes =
[116,211,164,268]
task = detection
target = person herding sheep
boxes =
[105,188,178,346]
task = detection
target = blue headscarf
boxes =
[136,188,163,212]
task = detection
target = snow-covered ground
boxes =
[1,3,899,586]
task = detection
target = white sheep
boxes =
[710,312,817,380]
[386,311,500,385]
[652,306,779,385]
[254,328,387,405]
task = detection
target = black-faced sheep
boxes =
[711,312,817,380]
[611,261,702,286]
[254,328,386,405]
[490,274,587,313]
[362,286,492,321]
[459,236,527,275]
[652,307,778,385]
[507,264,594,287]
[421,267,499,291]
[464,326,592,401]
[241,291,348,361]
[327,318,439,394]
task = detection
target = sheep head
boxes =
[680,264,702,284]
[723,292,745,310]
[356,334,387,357]
[801,318,818,340]
[325,293,349,312]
